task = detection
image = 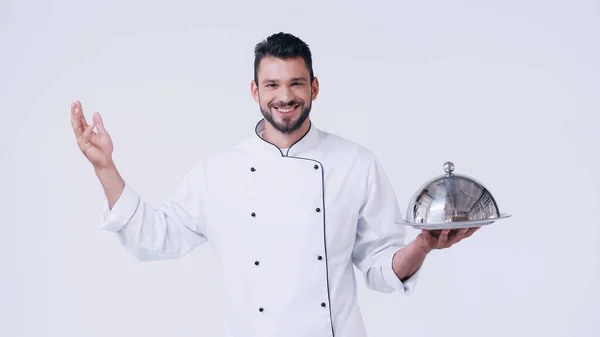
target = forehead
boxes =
[257,56,309,82]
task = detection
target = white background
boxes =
[1,0,599,336]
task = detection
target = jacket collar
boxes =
[253,118,320,157]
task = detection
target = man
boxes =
[70,32,478,337]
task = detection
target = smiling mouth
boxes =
[272,105,300,114]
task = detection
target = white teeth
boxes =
[275,106,296,113]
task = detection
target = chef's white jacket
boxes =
[100,119,421,337]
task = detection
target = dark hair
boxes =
[253,32,314,85]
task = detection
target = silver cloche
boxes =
[400,161,511,230]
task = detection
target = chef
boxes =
[70,32,479,337]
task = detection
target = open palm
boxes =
[70,100,114,169]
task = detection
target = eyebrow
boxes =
[261,77,308,85]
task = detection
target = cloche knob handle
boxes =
[443,161,455,176]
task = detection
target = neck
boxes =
[262,119,311,149]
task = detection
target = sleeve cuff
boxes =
[99,183,140,232]
[381,248,422,295]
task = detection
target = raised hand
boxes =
[419,227,480,251]
[70,100,114,170]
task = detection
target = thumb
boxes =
[93,112,108,135]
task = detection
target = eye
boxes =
[266,84,277,88]
[292,82,303,86]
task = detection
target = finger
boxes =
[426,229,441,238]
[78,122,95,148]
[71,102,84,137]
[449,228,469,244]
[463,227,480,238]
[91,129,101,146]
[438,229,450,246]
[421,229,435,241]
[93,112,108,136]
[77,101,89,129]
[71,101,77,130]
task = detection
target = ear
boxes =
[311,77,320,101]
[251,80,259,103]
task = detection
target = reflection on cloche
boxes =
[401,161,511,230]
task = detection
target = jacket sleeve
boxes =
[351,153,421,295]
[99,159,209,261]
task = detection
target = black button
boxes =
[250,167,256,172]
[254,261,259,266]
[314,165,319,170]
[321,302,326,307]
[259,307,264,312]
[316,208,321,212]
[317,255,323,260]
[251,212,256,217]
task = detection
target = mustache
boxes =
[269,100,302,108]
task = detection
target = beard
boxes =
[260,99,312,135]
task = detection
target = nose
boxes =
[279,85,292,103]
